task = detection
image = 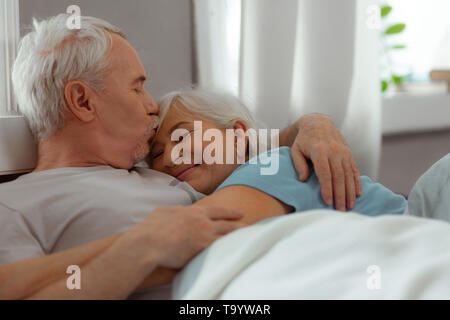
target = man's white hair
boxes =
[12,14,124,141]
[158,88,259,131]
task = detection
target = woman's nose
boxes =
[164,144,184,168]
[163,146,175,168]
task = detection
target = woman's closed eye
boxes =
[177,130,193,142]
[152,130,193,160]
[152,150,164,159]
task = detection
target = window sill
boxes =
[382,93,450,135]
[0,116,36,175]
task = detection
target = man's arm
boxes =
[25,233,160,299]
[279,113,362,212]
[0,235,118,299]
[0,206,243,300]
[0,234,177,299]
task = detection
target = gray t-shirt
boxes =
[406,154,450,222]
[0,166,205,265]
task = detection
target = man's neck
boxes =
[34,130,109,172]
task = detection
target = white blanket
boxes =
[173,210,450,299]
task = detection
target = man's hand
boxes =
[282,114,362,211]
[127,205,245,269]
[1,206,243,300]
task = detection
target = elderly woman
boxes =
[148,89,407,225]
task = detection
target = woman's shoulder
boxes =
[216,146,322,212]
[218,146,297,187]
[248,146,291,161]
[235,146,294,176]
[246,146,292,166]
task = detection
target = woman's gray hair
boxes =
[12,14,124,141]
[157,88,259,130]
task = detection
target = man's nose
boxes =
[144,90,159,116]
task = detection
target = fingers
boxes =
[305,150,360,211]
[311,152,333,206]
[351,158,362,197]
[329,158,346,212]
[202,206,244,221]
[291,145,310,181]
[213,221,245,235]
[342,159,356,209]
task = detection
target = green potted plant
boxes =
[380,4,407,93]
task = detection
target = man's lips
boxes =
[148,128,156,139]
[147,117,160,139]
[173,164,200,181]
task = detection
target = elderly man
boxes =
[0,14,361,299]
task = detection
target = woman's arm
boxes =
[194,185,293,226]
[139,187,294,289]
[137,186,295,290]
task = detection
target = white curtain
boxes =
[193,0,381,179]
[0,0,20,116]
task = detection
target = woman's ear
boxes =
[233,119,249,133]
[64,80,96,122]
[233,120,249,163]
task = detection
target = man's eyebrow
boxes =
[168,121,192,134]
[131,75,146,84]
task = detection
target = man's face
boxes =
[92,33,159,168]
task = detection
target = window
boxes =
[0,0,36,176]
[0,0,20,116]
[380,0,450,93]
[380,0,450,134]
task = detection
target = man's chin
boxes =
[133,144,150,164]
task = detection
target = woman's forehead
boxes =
[163,104,212,126]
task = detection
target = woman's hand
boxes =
[282,114,362,211]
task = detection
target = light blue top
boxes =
[216,147,406,216]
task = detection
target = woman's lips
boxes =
[174,164,200,181]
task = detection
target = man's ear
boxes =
[64,80,96,122]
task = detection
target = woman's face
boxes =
[149,106,242,195]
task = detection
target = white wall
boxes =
[379,129,450,196]
[19,0,194,100]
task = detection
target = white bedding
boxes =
[173,210,450,299]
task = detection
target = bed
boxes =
[172,209,450,299]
